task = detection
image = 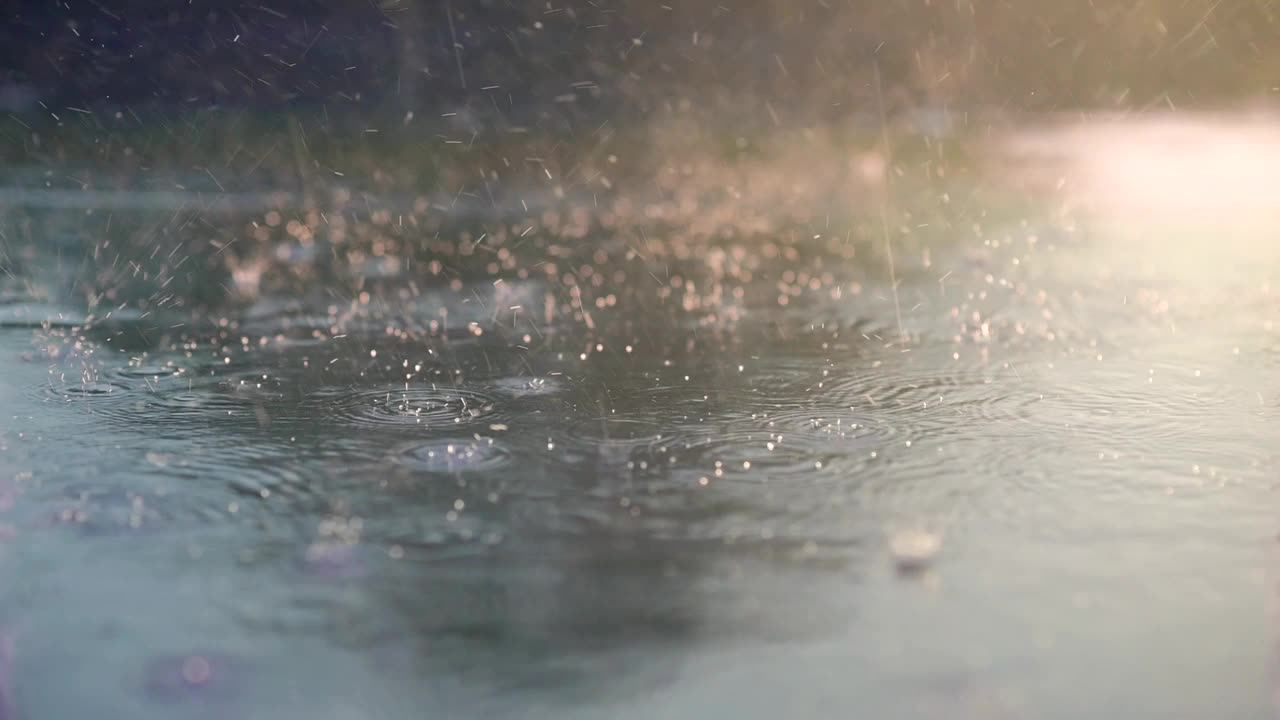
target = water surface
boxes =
[0,116,1277,719]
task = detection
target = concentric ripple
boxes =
[33,360,307,431]
[1028,358,1237,443]
[487,375,566,398]
[110,363,185,381]
[30,377,146,428]
[519,404,877,552]
[39,444,324,537]
[316,385,505,430]
[390,438,513,474]
[662,427,875,483]
[117,370,300,425]
[100,360,194,394]
[820,358,1046,441]
[45,380,130,399]
[510,436,868,552]
[562,416,718,456]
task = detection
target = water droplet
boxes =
[889,529,942,573]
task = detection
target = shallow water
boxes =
[1,117,1279,719]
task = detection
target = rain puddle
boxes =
[0,116,1277,719]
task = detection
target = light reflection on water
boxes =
[0,115,1278,719]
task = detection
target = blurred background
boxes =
[6,0,1280,306]
[5,0,1280,114]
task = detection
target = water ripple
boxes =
[138,371,296,424]
[562,416,707,453]
[41,379,131,400]
[818,359,1045,440]
[108,363,185,381]
[23,440,330,542]
[314,385,506,431]
[29,377,144,428]
[390,437,513,474]
[487,375,566,398]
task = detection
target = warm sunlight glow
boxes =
[1002,114,1280,227]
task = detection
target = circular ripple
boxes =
[101,363,193,397]
[852,425,1264,547]
[487,375,565,398]
[212,461,323,505]
[143,391,264,423]
[39,363,302,429]
[532,411,874,547]
[134,371,297,424]
[317,385,505,430]
[31,378,145,427]
[103,361,197,399]
[820,361,1047,442]
[511,442,867,552]
[664,427,876,482]
[563,416,715,455]
[594,358,853,427]
[747,404,900,444]
[390,438,512,474]
[557,371,900,473]
[112,363,185,380]
[1026,359,1237,443]
[31,447,328,538]
[51,380,130,398]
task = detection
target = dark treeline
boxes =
[4,0,1280,119]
